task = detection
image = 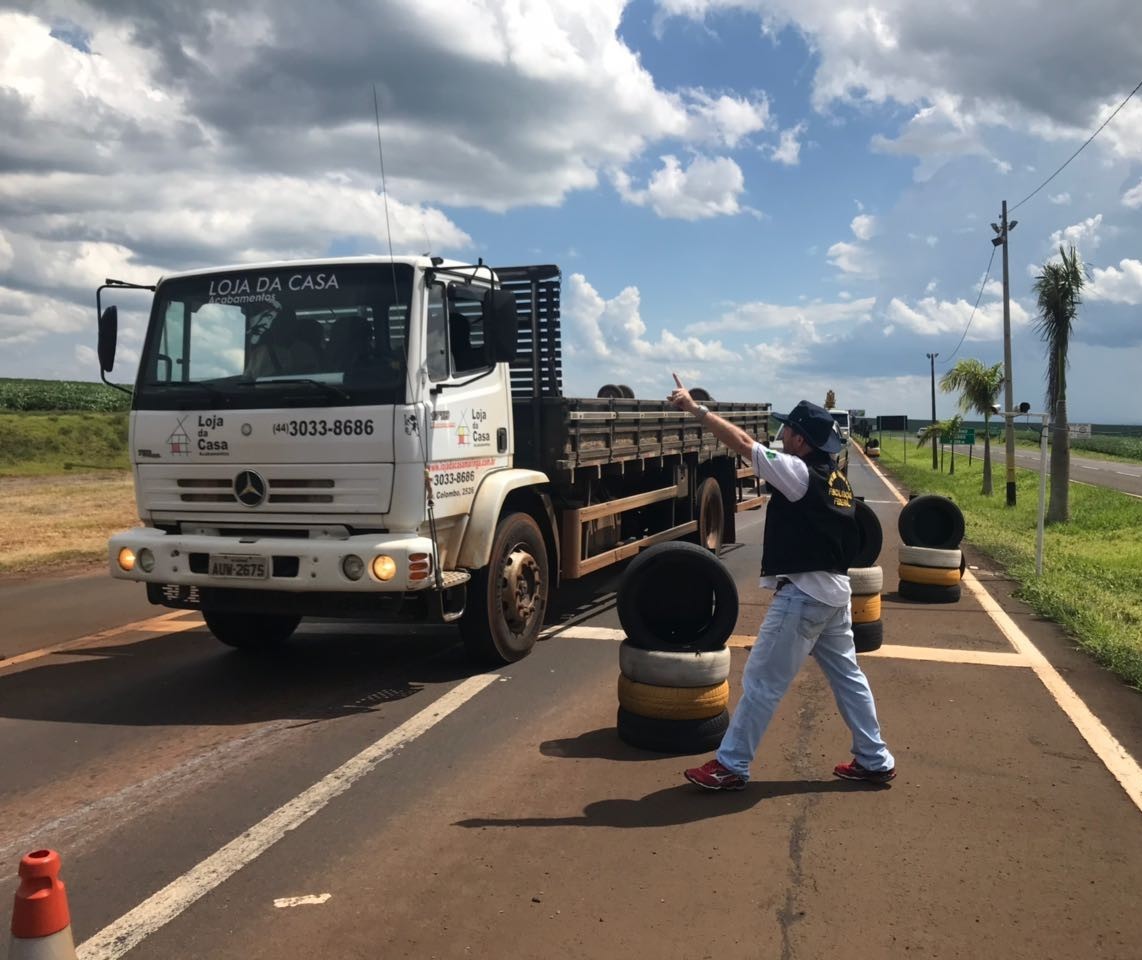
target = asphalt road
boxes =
[2,452,1141,959]
[982,444,1142,498]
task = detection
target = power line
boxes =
[942,244,997,364]
[1010,78,1142,213]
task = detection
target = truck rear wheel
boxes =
[203,611,300,651]
[697,477,724,555]
[460,512,549,664]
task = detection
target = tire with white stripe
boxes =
[619,640,732,687]
[898,545,962,569]
[847,565,883,595]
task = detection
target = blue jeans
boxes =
[717,583,894,778]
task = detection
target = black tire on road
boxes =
[617,542,739,652]
[898,494,965,550]
[697,476,725,555]
[898,579,962,604]
[203,611,300,651]
[851,499,884,568]
[460,512,549,664]
[618,640,732,687]
[852,619,884,653]
[616,707,730,754]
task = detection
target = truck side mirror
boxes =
[484,288,519,362]
[98,305,118,373]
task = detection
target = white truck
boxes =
[97,257,770,663]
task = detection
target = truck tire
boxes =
[851,499,883,568]
[618,542,738,652]
[617,384,635,398]
[618,640,732,687]
[697,476,725,555]
[898,580,961,604]
[460,511,549,664]
[616,707,730,755]
[689,387,714,401]
[898,495,965,549]
[852,620,884,653]
[203,611,300,651]
[597,384,623,398]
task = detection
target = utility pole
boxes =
[992,202,1018,506]
[927,351,938,469]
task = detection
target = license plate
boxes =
[209,554,268,579]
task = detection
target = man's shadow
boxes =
[454,778,880,830]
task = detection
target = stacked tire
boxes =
[848,499,885,653]
[897,495,966,603]
[864,437,881,459]
[615,542,738,754]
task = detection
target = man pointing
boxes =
[668,377,895,791]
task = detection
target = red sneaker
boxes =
[833,759,896,783]
[684,759,747,791]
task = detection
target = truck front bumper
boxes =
[108,527,439,595]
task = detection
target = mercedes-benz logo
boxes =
[233,470,267,507]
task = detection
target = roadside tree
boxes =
[1033,245,1086,524]
[939,359,1004,495]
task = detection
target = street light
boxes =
[996,402,1048,575]
[926,352,938,469]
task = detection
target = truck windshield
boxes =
[831,412,849,427]
[134,264,413,410]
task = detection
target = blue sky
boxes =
[2,0,1141,422]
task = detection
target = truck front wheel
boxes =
[460,512,549,664]
[203,611,300,651]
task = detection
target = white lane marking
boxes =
[1115,471,1136,477]
[77,674,499,960]
[274,894,331,908]
[1,611,201,671]
[861,644,1029,667]
[855,445,1142,815]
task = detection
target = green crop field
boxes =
[0,378,132,413]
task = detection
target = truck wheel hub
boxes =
[500,548,541,628]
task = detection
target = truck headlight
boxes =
[137,548,156,573]
[342,555,365,581]
[117,548,137,572]
[371,555,397,581]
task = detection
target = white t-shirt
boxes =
[751,442,851,607]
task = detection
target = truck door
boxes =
[422,281,512,518]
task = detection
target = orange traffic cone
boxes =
[8,850,76,960]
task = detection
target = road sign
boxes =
[941,429,975,444]
[1069,423,1092,439]
[878,414,908,431]
[850,408,866,417]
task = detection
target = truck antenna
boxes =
[372,84,432,256]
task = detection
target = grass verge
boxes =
[0,412,129,476]
[0,474,138,575]
[871,437,1142,690]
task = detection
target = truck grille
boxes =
[177,477,335,504]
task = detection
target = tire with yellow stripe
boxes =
[851,592,882,623]
[898,563,961,587]
[617,675,729,720]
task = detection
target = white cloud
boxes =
[1048,214,1103,254]
[770,122,806,165]
[851,214,878,241]
[613,154,749,220]
[884,294,1029,339]
[1122,179,1142,209]
[1086,258,1142,305]
[827,241,876,277]
[564,273,736,364]
[1049,192,1071,205]
[683,89,771,147]
[687,296,876,336]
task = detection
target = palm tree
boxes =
[1032,245,1085,524]
[940,359,1005,495]
[915,415,963,473]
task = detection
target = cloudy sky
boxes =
[2,0,1141,422]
